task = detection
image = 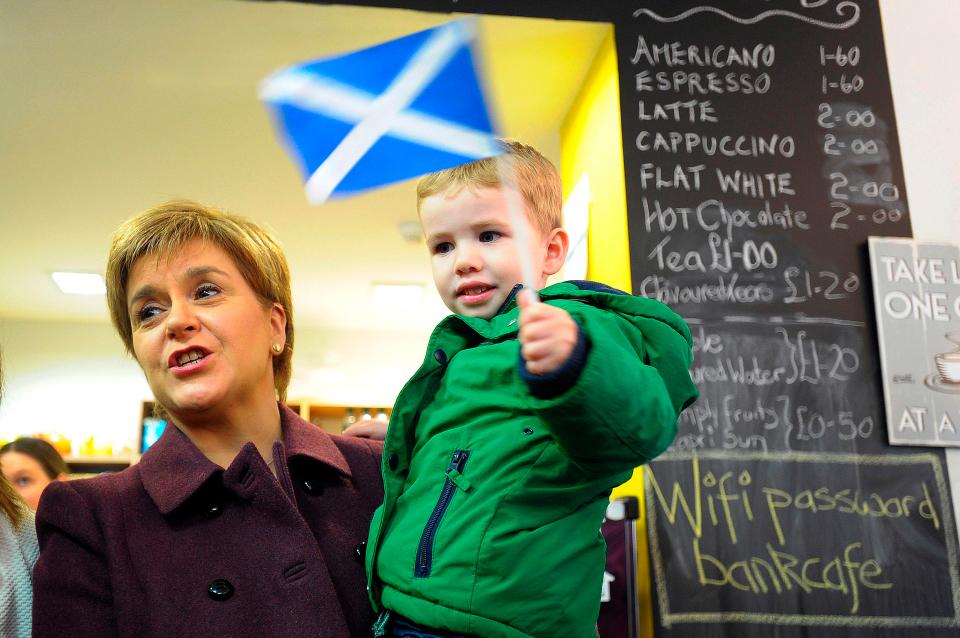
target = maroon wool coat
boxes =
[32,404,384,638]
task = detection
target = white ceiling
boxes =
[0,1,608,332]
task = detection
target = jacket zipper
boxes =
[414,449,470,578]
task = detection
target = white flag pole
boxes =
[495,151,540,302]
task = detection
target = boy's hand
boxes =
[517,289,578,375]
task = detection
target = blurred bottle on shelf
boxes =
[376,408,389,422]
[359,408,372,421]
[79,436,95,457]
[341,407,357,432]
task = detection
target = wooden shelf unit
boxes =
[305,404,392,434]
[58,401,391,475]
[65,456,133,474]
[139,400,392,438]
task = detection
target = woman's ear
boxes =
[269,303,287,349]
[542,228,569,277]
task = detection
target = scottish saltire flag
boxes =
[260,19,500,204]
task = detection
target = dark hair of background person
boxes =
[0,438,70,480]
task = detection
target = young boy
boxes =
[365,141,698,637]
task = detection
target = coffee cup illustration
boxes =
[932,330,960,387]
[936,351,960,384]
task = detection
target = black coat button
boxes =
[205,502,223,518]
[522,428,534,436]
[302,478,323,496]
[433,349,447,365]
[388,453,399,471]
[354,541,367,565]
[208,579,234,601]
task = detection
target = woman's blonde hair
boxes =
[105,200,294,401]
[0,349,30,528]
[0,476,29,529]
[416,139,563,235]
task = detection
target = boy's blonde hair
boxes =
[105,200,295,401]
[416,140,562,235]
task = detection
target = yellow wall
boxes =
[559,30,631,294]
[560,30,655,638]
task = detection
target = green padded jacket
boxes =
[366,281,698,637]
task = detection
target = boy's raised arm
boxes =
[519,298,698,477]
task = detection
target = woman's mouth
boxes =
[169,348,212,374]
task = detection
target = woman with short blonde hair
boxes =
[105,200,295,401]
[33,200,384,637]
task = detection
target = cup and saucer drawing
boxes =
[925,374,960,394]
[925,331,960,394]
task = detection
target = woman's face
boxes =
[1,451,58,510]
[126,239,286,422]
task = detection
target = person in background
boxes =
[0,437,69,511]
[32,201,384,637]
[365,141,698,637]
[0,350,40,638]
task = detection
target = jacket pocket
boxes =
[414,449,471,578]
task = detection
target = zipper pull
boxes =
[446,468,473,492]
[372,611,390,637]
[448,449,470,472]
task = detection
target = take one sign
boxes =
[869,237,960,446]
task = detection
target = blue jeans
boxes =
[387,615,468,638]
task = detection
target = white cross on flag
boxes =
[260,19,501,204]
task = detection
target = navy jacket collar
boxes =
[493,283,525,316]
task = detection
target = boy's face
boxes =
[420,186,567,318]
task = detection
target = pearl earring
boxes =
[272,343,283,354]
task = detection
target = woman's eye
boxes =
[195,283,221,299]
[15,477,31,487]
[135,304,163,324]
[433,242,453,255]
[479,230,500,243]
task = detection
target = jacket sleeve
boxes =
[33,480,118,638]
[524,299,698,476]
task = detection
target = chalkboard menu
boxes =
[611,1,960,635]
